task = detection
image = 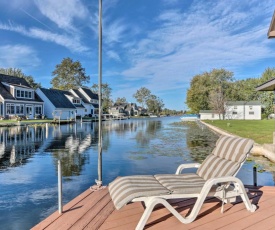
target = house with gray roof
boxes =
[199,101,262,120]
[0,74,44,119]
[69,87,99,117]
[36,88,76,120]
[36,86,99,119]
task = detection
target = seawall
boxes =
[200,120,275,163]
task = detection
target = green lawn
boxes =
[203,120,275,144]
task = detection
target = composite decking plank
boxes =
[244,214,275,230]
[31,188,95,230]
[190,193,275,230]
[69,191,113,230]
[83,200,116,230]
[44,188,108,230]
[216,200,275,230]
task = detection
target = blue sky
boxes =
[0,0,274,110]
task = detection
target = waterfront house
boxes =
[200,101,261,120]
[69,87,99,117]
[36,88,76,120]
[109,103,144,117]
[0,74,44,119]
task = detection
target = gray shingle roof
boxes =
[0,74,30,87]
[39,88,76,109]
[0,74,43,102]
[81,87,99,100]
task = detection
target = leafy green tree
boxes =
[146,95,164,114]
[133,87,151,109]
[256,68,275,118]
[115,97,127,104]
[91,83,112,113]
[0,67,41,89]
[186,68,233,113]
[51,57,90,90]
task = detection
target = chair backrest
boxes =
[197,135,254,181]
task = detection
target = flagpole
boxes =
[97,0,103,187]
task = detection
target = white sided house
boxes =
[69,87,99,117]
[199,101,261,120]
[0,74,44,119]
[36,88,76,120]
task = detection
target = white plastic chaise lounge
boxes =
[108,135,257,230]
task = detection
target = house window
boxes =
[6,103,15,114]
[249,106,253,110]
[233,111,237,115]
[35,106,42,115]
[233,106,237,109]
[15,104,24,114]
[73,99,81,104]
[16,89,33,99]
[249,111,254,115]
[212,114,214,118]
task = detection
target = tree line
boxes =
[0,57,174,115]
[186,68,275,118]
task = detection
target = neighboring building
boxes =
[69,87,99,117]
[199,110,221,120]
[199,101,262,120]
[0,74,44,119]
[109,103,141,117]
[36,88,76,120]
[225,101,261,120]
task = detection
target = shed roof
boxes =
[255,77,275,91]
[268,10,275,38]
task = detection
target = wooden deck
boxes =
[32,185,275,230]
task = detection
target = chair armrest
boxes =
[175,163,201,174]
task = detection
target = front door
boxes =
[26,105,33,119]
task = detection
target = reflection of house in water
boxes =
[0,123,98,171]
[0,126,46,167]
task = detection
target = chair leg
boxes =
[135,194,208,230]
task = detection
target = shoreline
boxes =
[200,120,275,163]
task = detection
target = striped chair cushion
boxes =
[197,135,254,181]
[212,135,254,163]
[155,174,206,194]
[108,176,170,210]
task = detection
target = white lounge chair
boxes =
[108,135,257,230]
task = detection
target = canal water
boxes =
[0,116,274,230]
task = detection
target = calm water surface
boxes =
[0,116,274,230]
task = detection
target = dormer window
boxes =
[16,89,33,99]
[73,99,81,104]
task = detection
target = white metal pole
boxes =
[58,160,63,214]
[97,0,103,187]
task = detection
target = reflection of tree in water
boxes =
[135,120,162,147]
[184,122,219,163]
[52,150,87,177]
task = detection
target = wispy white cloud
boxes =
[34,0,89,32]
[120,0,275,94]
[0,22,89,53]
[0,44,40,68]
[106,50,121,62]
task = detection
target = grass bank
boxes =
[203,120,275,145]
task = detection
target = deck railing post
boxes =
[253,166,257,187]
[58,160,63,214]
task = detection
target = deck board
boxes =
[32,185,275,230]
